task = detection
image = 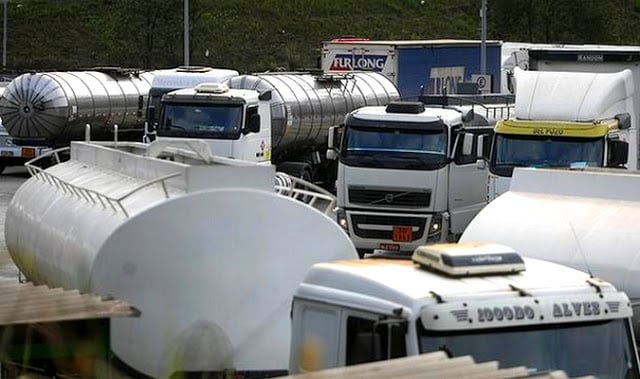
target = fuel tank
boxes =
[227,72,400,160]
[0,68,155,146]
[5,139,357,377]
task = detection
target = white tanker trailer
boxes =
[155,72,400,183]
[4,138,358,377]
[460,167,640,335]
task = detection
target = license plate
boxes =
[21,147,36,158]
[379,243,400,251]
[392,226,412,242]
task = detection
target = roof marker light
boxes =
[195,82,230,94]
[412,242,525,277]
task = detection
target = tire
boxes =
[277,162,313,182]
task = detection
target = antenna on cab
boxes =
[569,222,593,278]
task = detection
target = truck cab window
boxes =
[345,316,406,366]
[159,103,244,139]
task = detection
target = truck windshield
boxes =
[490,134,604,177]
[158,103,243,139]
[418,319,638,378]
[341,121,448,171]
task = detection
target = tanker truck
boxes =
[153,72,400,186]
[0,66,238,148]
[145,65,239,127]
[0,68,155,147]
[461,167,640,338]
[3,138,358,377]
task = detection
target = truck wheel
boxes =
[277,162,314,183]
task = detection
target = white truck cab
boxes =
[289,242,639,377]
[329,102,492,256]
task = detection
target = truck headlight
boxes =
[427,214,442,242]
[336,208,349,234]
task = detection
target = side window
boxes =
[292,301,340,371]
[345,316,407,366]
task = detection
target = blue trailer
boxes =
[320,39,502,99]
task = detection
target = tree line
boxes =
[3,0,639,74]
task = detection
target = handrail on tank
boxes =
[274,173,337,217]
[24,146,70,176]
[24,151,182,217]
[115,172,182,205]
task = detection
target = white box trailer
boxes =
[320,39,503,97]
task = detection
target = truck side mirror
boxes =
[148,105,156,123]
[327,125,342,160]
[615,113,631,130]
[461,108,474,123]
[475,134,487,169]
[607,139,629,167]
[244,112,260,135]
[461,133,474,156]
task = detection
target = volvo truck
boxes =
[327,101,493,256]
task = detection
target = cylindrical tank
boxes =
[227,72,400,160]
[0,69,156,146]
[460,167,640,305]
[5,140,357,377]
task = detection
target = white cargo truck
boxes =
[488,67,636,200]
[327,101,493,256]
[289,242,639,378]
[320,39,503,97]
[153,72,399,185]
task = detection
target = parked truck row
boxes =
[4,41,640,251]
[3,138,637,377]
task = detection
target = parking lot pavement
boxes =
[0,166,29,280]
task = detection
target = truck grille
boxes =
[350,214,426,240]
[348,188,431,207]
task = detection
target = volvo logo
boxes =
[384,193,395,203]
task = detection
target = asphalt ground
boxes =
[0,165,29,280]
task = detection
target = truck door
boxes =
[290,300,342,372]
[448,128,491,235]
